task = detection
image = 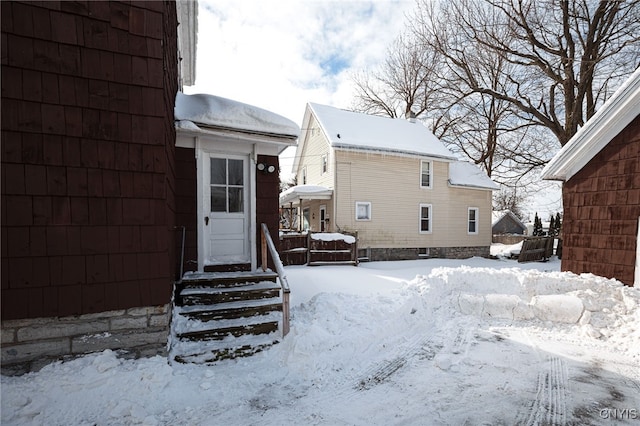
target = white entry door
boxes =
[205,154,249,265]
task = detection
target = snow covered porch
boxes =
[279,184,334,233]
[171,93,299,363]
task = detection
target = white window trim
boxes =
[355,201,372,221]
[321,154,328,175]
[301,166,307,185]
[468,207,479,235]
[420,160,432,189]
[419,203,432,234]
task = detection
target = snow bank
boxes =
[2,259,638,426]
[411,266,639,352]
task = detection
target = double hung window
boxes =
[419,204,432,233]
[468,207,479,234]
[420,161,432,188]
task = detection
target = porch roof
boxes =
[279,185,333,207]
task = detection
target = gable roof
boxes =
[305,102,457,160]
[492,210,526,229]
[541,67,640,181]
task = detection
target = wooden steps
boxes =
[170,270,284,364]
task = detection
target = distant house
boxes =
[492,210,527,235]
[541,68,640,287]
[281,103,498,261]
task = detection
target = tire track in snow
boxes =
[518,355,568,426]
[355,333,439,391]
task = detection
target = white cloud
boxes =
[185,0,415,125]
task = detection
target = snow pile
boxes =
[490,241,523,257]
[413,266,639,352]
[2,259,639,425]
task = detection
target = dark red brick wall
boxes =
[256,155,281,269]
[1,1,179,319]
[561,115,640,286]
[175,147,197,274]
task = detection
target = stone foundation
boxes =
[360,246,490,262]
[1,304,171,376]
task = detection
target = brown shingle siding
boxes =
[2,1,179,320]
[561,115,640,286]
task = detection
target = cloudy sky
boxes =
[184,0,563,217]
[184,0,415,125]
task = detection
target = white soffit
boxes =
[541,68,640,182]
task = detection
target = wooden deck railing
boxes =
[260,223,290,336]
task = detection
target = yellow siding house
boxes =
[280,103,498,261]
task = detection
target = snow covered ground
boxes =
[2,256,639,425]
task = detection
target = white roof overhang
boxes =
[541,68,640,182]
[279,185,333,207]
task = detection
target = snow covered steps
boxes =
[171,270,284,364]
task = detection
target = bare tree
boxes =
[352,34,448,121]
[493,187,527,219]
[415,0,640,146]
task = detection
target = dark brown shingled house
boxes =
[542,68,640,287]
[1,1,296,373]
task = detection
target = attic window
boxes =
[322,154,328,174]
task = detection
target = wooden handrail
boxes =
[260,223,290,336]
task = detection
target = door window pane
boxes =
[228,159,244,185]
[210,158,226,185]
[228,187,243,213]
[210,187,226,212]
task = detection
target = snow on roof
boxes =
[308,103,457,160]
[541,67,640,181]
[448,162,499,190]
[175,92,300,138]
[280,185,333,206]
